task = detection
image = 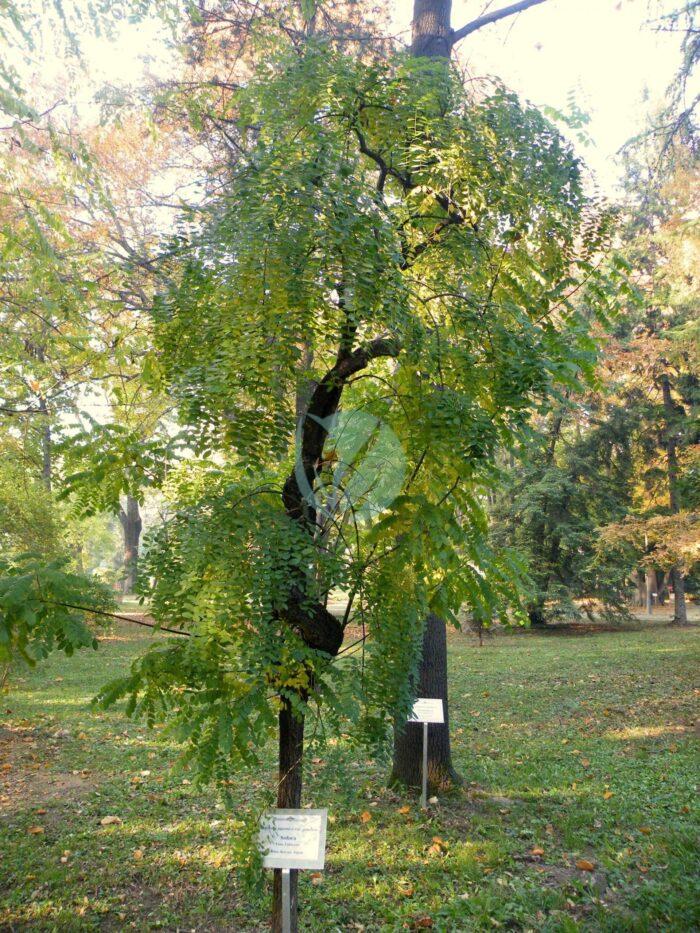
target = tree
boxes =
[596,140,699,623]
[73,6,618,926]
[392,0,563,789]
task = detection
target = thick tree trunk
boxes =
[271,698,305,933]
[390,613,461,790]
[634,570,646,608]
[119,495,142,595]
[411,0,453,57]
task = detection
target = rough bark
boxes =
[390,613,461,790]
[119,495,142,595]
[271,699,305,933]
[411,0,453,57]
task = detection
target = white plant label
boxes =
[259,808,328,870]
[409,697,445,724]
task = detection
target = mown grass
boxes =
[1,620,698,931]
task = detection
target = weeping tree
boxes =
[80,16,620,925]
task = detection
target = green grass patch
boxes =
[1,623,698,930]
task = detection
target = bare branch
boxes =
[452,0,548,45]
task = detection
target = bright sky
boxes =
[394,0,689,194]
[33,0,692,198]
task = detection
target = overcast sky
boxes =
[36,0,692,197]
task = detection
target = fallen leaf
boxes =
[133,849,144,860]
[428,795,438,804]
[415,918,433,929]
[100,815,122,826]
[310,872,323,885]
[360,811,372,824]
[397,881,414,897]
[398,805,411,815]
[603,791,614,800]
[35,808,47,815]
[575,858,595,871]
[27,826,44,835]
[639,826,651,835]
[581,759,591,768]
[530,846,545,857]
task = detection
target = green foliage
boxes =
[58,418,183,517]
[0,552,114,666]
[83,41,625,784]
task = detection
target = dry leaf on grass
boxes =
[27,826,44,835]
[575,858,596,871]
[360,811,372,823]
[100,815,122,826]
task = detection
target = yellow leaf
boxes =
[133,849,144,860]
[603,791,614,800]
[575,859,595,871]
[360,811,372,823]
[530,846,544,856]
[100,815,122,826]
[639,826,651,835]
[27,826,44,835]
[398,805,410,814]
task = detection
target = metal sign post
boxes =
[408,698,445,810]
[281,868,291,933]
[421,720,429,809]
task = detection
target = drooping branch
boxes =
[451,0,548,46]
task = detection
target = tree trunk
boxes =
[527,603,548,628]
[119,495,142,595]
[645,567,657,615]
[390,613,461,790]
[271,698,305,933]
[670,567,688,625]
[634,570,646,608]
[411,0,453,57]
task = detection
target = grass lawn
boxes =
[1,620,698,931]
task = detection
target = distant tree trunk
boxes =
[271,697,305,933]
[645,568,657,615]
[390,613,461,790]
[527,602,548,627]
[660,372,688,625]
[119,495,142,595]
[669,567,688,625]
[634,570,646,608]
